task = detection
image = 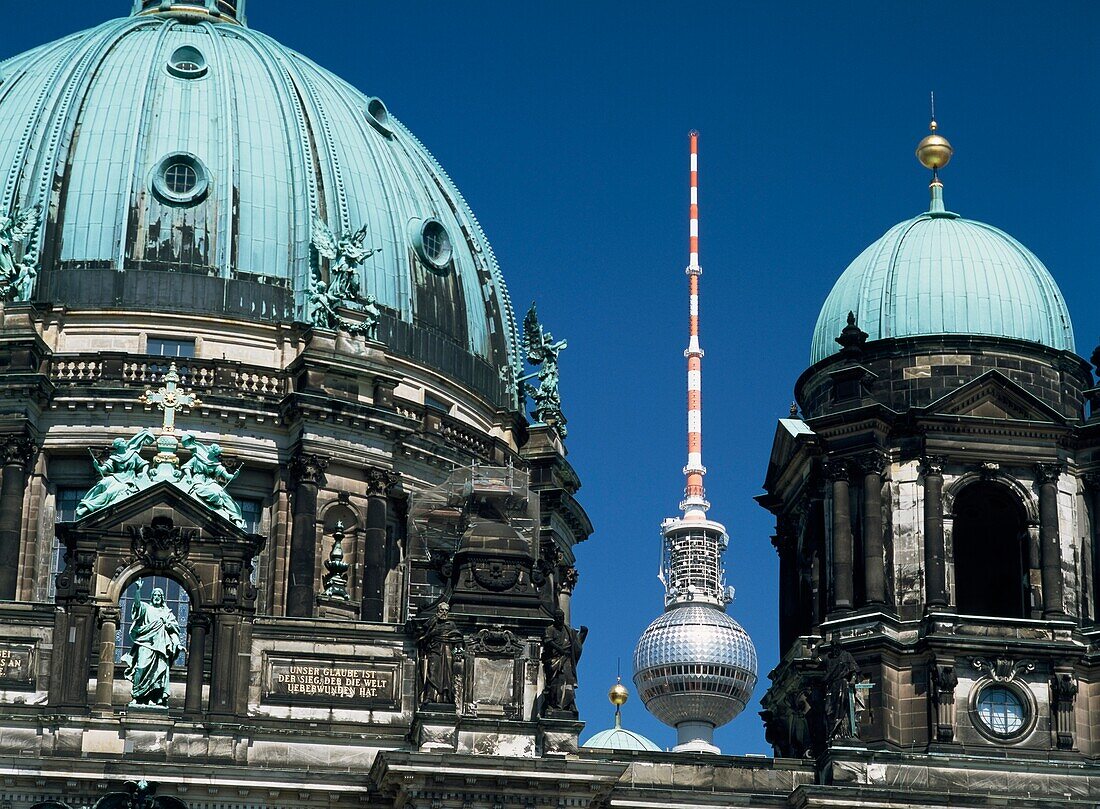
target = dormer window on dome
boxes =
[412,218,453,273]
[167,46,207,79]
[153,153,210,206]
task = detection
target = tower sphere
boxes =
[916,121,954,170]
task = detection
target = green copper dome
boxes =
[810,188,1075,364]
[582,726,662,753]
[0,4,517,401]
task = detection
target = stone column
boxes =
[773,518,799,649]
[184,612,210,714]
[920,456,948,609]
[93,607,120,711]
[286,451,328,617]
[825,460,853,612]
[361,468,399,622]
[1050,667,1078,750]
[0,435,35,600]
[929,659,958,743]
[208,611,239,717]
[859,452,887,607]
[1036,463,1065,618]
[1085,474,1100,624]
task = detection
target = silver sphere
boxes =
[633,604,758,729]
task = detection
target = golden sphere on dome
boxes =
[916,121,953,171]
[609,681,630,707]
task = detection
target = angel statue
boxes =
[309,217,382,337]
[519,303,568,438]
[179,432,245,527]
[75,429,157,519]
[0,204,41,302]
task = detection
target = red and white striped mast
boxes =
[682,130,708,518]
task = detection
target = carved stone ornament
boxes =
[855,450,888,477]
[978,461,1000,481]
[822,459,849,482]
[290,451,328,486]
[559,564,579,594]
[972,656,1035,683]
[919,455,947,478]
[36,778,190,809]
[930,662,959,743]
[1034,462,1064,485]
[466,626,525,657]
[128,515,195,571]
[471,558,522,592]
[0,434,35,469]
[365,467,400,497]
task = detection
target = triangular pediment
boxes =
[762,418,817,494]
[922,370,1066,425]
[59,480,250,539]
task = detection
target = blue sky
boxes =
[8,1,1100,754]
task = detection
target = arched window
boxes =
[952,482,1029,618]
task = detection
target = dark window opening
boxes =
[148,337,195,358]
[953,482,1028,618]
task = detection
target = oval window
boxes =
[167,46,208,79]
[975,685,1026,737]
[152,153,210,206]
[366,97,392,136]
[411,218,453,272]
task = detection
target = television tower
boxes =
[632,132,758,754]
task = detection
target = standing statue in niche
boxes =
[415,602,464,706]
[823,643,860,741]
[127,587,182,708]
[75,429,157,519]
[309,217,381,339]
[0,204,41,302]
[180,432,245,527]
[541,608,588,716]
[520,303,568,439]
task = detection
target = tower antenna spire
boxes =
[682,130,708,515]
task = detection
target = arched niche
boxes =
[949,478,1030,618]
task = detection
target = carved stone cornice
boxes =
[290,450,329,486]
[365,467,400,497]
[1034,462,1064,485]
[822,459,849,483]
[919,455,947,478]
[0,434,35,469]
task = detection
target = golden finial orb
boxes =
[609,680,629,708]
[916,120,953,171]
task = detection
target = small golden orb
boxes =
[916,121,953,171]
[609,681,629,707]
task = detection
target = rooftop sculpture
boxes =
[74,363,245,527]
[0,204,41,302]
[519,303,568,439]
[309,217,382,339]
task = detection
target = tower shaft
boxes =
[682,131,708,515]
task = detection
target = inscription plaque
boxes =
[0,643,35,689]
[263,656,399,709]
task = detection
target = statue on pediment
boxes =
[75,429,157,519]
[180,432,244,527]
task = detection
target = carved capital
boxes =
[1034,462,1064,485]
[930,663,958,703]
[822,459,850,482]
[365,467,400,497]
[97,606,122,628]
[919,455,947,478]
[0,434,35,469]
[188,612,212,633]
[290,451,328,486]
[855,450,888,477]
[1050,671,1078,705]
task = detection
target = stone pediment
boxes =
[59,480,252,540]
[921,370,1065,424]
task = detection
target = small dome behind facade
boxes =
[582,726,662,753]
[810,203,1075,365]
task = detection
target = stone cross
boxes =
[140,362,202,434]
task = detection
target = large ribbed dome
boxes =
[0,3,516,393]
[810,196,1075,364]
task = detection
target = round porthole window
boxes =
[366,97,392,136]
[152,153,210,206]
[167,46,208,79]
[411,218,453,272]
[974,685,1028,739]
